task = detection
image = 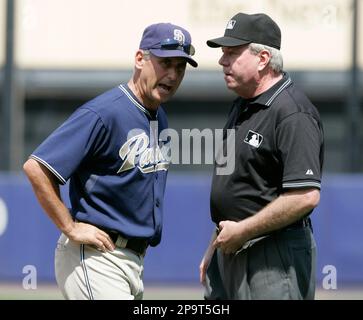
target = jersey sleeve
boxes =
[30,107,107,184]
[276,112,323,190]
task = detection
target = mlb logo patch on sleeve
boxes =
[244,130,263,148]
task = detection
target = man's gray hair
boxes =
[248,43,283,73]
[142,49,151,59]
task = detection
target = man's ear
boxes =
[257,50,271,71]
[135,50,145,70]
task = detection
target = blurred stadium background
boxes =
[0,0,362,300]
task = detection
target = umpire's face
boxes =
[135,50,186,110]
[218,44,265,99]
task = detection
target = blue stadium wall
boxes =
[0,172,362,287]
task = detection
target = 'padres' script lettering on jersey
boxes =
[117,133,169,174]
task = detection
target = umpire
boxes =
[199,13,324,300]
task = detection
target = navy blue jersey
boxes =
[31,84,169,246]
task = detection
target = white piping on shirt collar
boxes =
[119,84,157,118]
[265,77,292,107]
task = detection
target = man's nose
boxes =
[167,67,178,80]
[219,54,228,66]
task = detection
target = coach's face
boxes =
[136,51,186,110]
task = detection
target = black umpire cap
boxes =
[207,12,281,50]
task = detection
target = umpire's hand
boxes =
[213,220,247,255]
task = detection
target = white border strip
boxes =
[266,77,292,106]
[119,84,152,118]
[283,181,321,189]
[80,244,94,300]
[29,155,67,185]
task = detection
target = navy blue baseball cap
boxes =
[139,23,198,68]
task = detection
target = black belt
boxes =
[106,231,148,256]
[282,217,312,231]
[214,217,312,252]
[216,217,313,237]
[215,217,312,234]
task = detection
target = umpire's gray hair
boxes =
[248,43,283,74]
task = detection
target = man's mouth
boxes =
[158,83,172,93]
[224,73,233,81]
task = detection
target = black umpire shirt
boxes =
[210,72,324,224]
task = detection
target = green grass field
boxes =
[0,283,362,300]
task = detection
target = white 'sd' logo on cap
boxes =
[226,20,236,30]
[174,29,185,44]
[0,198,8,236]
